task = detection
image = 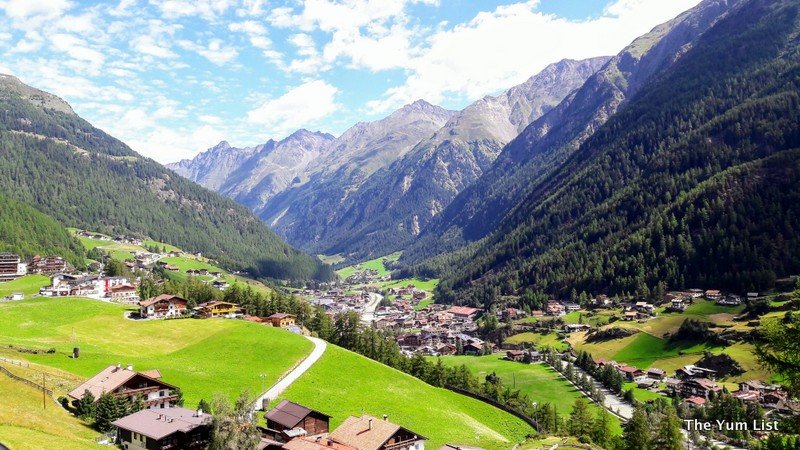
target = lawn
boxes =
[0,275,49,298]
[436,355,622,435]
[277,346,536,450]
[611,332,719,369]
[0,297,313,406]
[622,381,668,404]
[0,374,102,449]
[378,277,440,293]
[336,252,401,279]
[504,332,570,352]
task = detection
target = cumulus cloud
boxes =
[178,38,238,65]
[246,80,340,137]
[0,0,73,30]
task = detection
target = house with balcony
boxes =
[113,406,211,450]
[139,294,189,319]
[329,415,427,450]
[195,300,243,318]
[68,364,180,409]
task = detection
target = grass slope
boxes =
[0,298,312,405]
[277,346,534,450]
[0,374,101,449]
[0,275,49,298]
[436,355,622,435]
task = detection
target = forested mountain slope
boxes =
[430,0,800,306]
[401,0,741,265]
[0,194,85,267]
[0,75,332,281]
[312,58,609,261]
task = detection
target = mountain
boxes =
[313,57,610,261]
[0,193,86,267]
[0,74,333,281]
[259,100,455,248]
[401,0,740,265]
[421,0,800,306]
[167,140,259,191]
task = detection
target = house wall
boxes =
[300,413,329,435]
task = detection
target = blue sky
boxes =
[0,0,700,163]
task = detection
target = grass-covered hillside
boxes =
[0,194,85,267]
[277,345,534,449]
[0,298,313,405]
[0,75,332,281]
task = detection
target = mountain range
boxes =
[0,74,333,281]
[169,57,608,260]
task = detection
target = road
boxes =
[252,335,327,412]
[359,292,383,326]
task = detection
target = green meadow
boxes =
[0,297,312,405]
[0,274,49,297]
[278,346,535,450]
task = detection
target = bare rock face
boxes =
[0,73,75,115]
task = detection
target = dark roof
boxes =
[265,400,329,429]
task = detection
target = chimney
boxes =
[197,409,203,417]
[383,414,388,421]
[368,418,373,430]
[126,364,133,371]
[157,414,163,420]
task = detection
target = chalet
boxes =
[0,253,27,281]
[594,294,612,307]
[622,311,638,321]
[616,364,644,381]
[563,302,581,312]
[505,350,525,362]
[329,415,427,450]
[436,343,457,356]
[680,378,722,399]
[634,302,655,314]
[747,292,759,298]
[29,255,67,274]
[266,400,331,437]
[670,298,687,312]
[212,280,230,290]
[684,396,707,407]
[139,295,189,319]
[647,368,666,380]
[564,323,591,333]
[165,265,180,272]
[195,301,242,318]
[110,284,140,304]
[284,437,358,450]
[676,365,716,380]
[685,289,704,298]
[113,406,211,450]
[463,342,484,356]
[704,290,722,301]
[446,306,481,320]
[717,295,742,306]
[267,313,297,328]
[546,301,565,316]
[68,364,179,409]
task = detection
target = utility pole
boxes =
[42,372,46,409]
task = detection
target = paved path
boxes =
[359,292,383,326]
[252,336,327,412]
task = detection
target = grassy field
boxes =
[0,275,49,298]
[278,345,535,450]
[435,355,622,435]
[504,332,570,352]
[0,374,102,449]
[610,333,720,369]
[0,297,313,405]
[336,252,401,279]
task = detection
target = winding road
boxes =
[252,335,327,413]
[359,292,383,326]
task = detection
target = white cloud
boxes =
[178,38,238,65]
[149,0,235,21]
[0,0,72,30]
[246,80,339,137]
[366,0,701,113]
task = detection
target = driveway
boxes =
[252,335,327,412]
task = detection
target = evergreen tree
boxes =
[209,391,261,450]
[623,406,651,450]
[567,397,593,442]
[94,393,124,432]
[651,407,684,450]
[592,407,613,448]
[75,390,95,419]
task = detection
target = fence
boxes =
[444,384,540,432]
[0,362,53,396]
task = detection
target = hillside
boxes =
[401,0,741,265]
[310,58,610,261]
[0,75,332,281]
[0,194,85,267]
[413,0,800,304]
[0,297,535,449]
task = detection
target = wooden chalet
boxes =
[113,406,211,450]
[267,313,297,328]
[68,364,179,409]
[329,415,427,450]
[195,301,242,318]
[139,294,189,319]
[265,400,331,437]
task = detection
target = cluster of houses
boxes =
[343,268,391,285]
[592,359,798,415]
[76,230,143,247]
[379,306,492,356]
[39,273,139,303]
[0,253,68,282]
[301,288,375,316]
[68,365,430,450]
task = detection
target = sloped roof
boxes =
[266,400,329,429]
[283,437,357,450]
[112,406,210,440]
[329,415,426,450]
[68,365,173,400]
[140,294,188,307]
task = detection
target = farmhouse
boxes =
[0,253,27,281]
[704,290,722,301]
[676,365,717,380]
[265,400,331,436]
[267,313,297,328]
[670,298,687,312]
[329,415,427,450]
[546,301,565,316]
[139,294,189,319]
[616,364,644,381]
[113,406,211,450]
[195,301,242,318]
[68,364,179,409]
[680,378,722,399]
[647,368,666,380]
